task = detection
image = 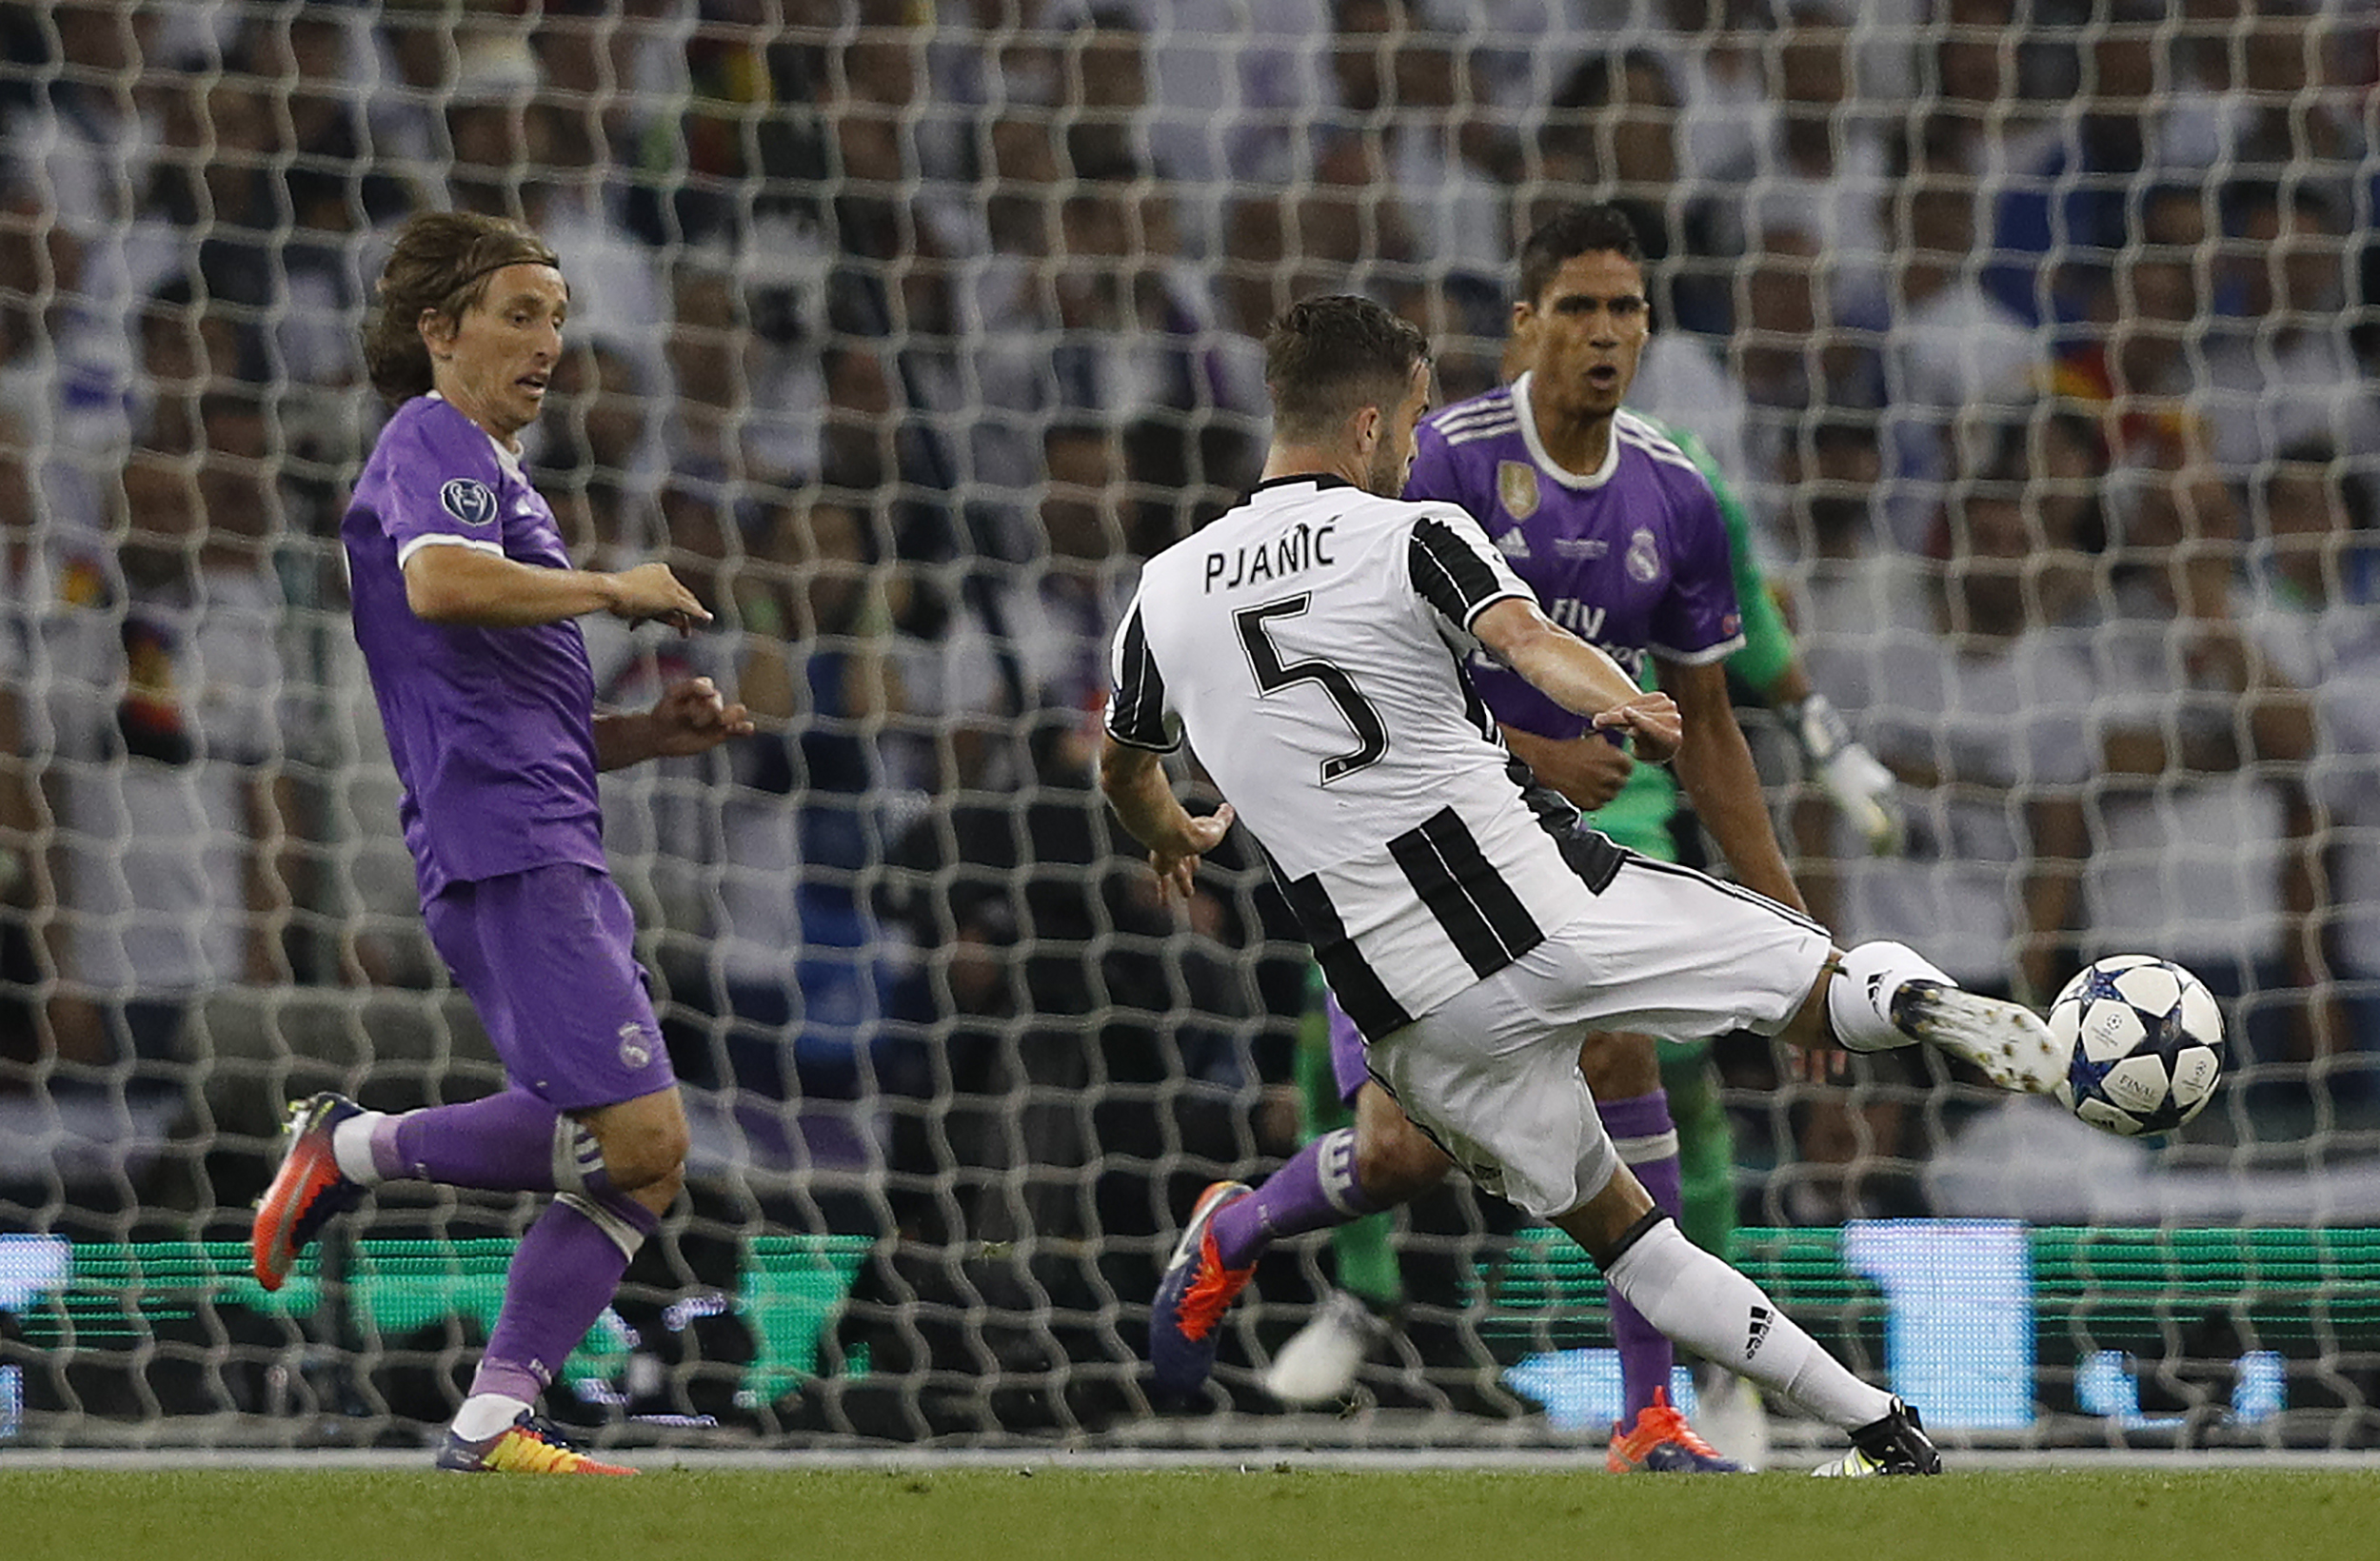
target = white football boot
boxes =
[1891,979,2065,1096]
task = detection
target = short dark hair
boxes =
[1262,294,1429,443]
[362,210,562,405]
[1515,204,1646,310]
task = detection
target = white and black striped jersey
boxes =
[1107,473,1622,1040]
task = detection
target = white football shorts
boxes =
[1365,853,1833,1219]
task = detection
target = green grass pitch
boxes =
[4,1467,2373,1561]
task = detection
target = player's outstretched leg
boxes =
[251,1093,368,1292]
[1149,1180,1257,1398]
[1830,940,2062,1095]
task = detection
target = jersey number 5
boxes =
[1235,595,1388,783]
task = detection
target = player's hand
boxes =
[606,562,711,634]
[1528,732,1636,811]
[1591,691,1680,764]
[645,677,754,757]
[1148,801,1235,904]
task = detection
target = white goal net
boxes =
[2,0,2379,1455]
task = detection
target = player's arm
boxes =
[1658,653,1804,912]
[1100,595,1238,890]
[592,677,755,772]
[1406,496,1675,753]
[1099,600,1234,899]
[1099,738,1235,902]
[403,543,708,632]
[1471,598,1679,762]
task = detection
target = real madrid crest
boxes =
[1497,460,1539,521]
[1625,526,1661,583]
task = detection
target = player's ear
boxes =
[1351,402,1381,454]
[417,306,457,358]
[1506,306,1538,373]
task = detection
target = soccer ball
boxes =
[2049,956,2226,1137]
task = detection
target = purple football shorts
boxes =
[1325,987,1370,1106]
[423,862,674,1111]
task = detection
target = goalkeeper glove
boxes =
[1779,690,1903,857]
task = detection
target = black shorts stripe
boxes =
[1388,805,1545,979]
[1260,843,1411,1040]
[1409,514,1506,624]
[1616,852,1828,936]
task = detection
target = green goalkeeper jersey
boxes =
[1582,418,1794,861]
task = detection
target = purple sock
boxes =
[380,1088,585,1193]
[1210,1126,1379,1270]
[1600,1088,1684,1422]
[471,1189,660,1404]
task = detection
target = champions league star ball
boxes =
[2049,956,2226,1137]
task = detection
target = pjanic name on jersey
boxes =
[1204,523,1336,592]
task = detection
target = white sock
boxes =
[450,1392,534,1443]
[330,1111,390,1185]
[1826,940,1953,1053]
[1605,1218,1894,1431]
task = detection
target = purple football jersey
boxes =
[1405,374,1744,740]
[342,396,605,903]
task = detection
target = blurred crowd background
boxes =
[6,0,2380,1438]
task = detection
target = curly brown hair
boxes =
[361,210,563,405]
